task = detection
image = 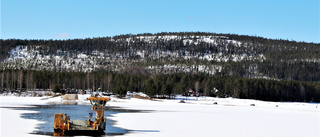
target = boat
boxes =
[53,94,110,136]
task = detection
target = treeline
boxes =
[1,69,319,102]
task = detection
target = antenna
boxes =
[60,90,62,114]
[60,84,64,114]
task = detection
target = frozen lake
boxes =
[1,95,319,137]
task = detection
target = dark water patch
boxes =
[108,106,153,113]
[30,131,53,136]
[128,130,160,133]
[3,105,152,136]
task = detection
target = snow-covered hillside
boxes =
[3,46,104,72]
[1,32,319,82]
[1,34,266,75]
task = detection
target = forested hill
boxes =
[1,32,320,82]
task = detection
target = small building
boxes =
[183,88,201,97]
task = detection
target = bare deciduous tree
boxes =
[18,70,23,92]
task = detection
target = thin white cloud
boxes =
[54,32,71,38]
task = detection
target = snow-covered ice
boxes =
[1,94,319,137]
[110,97,320,137]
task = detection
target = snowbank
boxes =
[0,96,49,137]
[0,108,45,137]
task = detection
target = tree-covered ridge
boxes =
[1,32,319,60]
[0,32,319,82]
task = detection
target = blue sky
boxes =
[1,0,319,43]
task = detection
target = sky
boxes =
[1,0,319,43]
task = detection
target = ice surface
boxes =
[110,98,320,137]
[0,94,319,137]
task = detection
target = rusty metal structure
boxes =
[54,95,110,136]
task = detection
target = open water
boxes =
[8,105,150,136]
